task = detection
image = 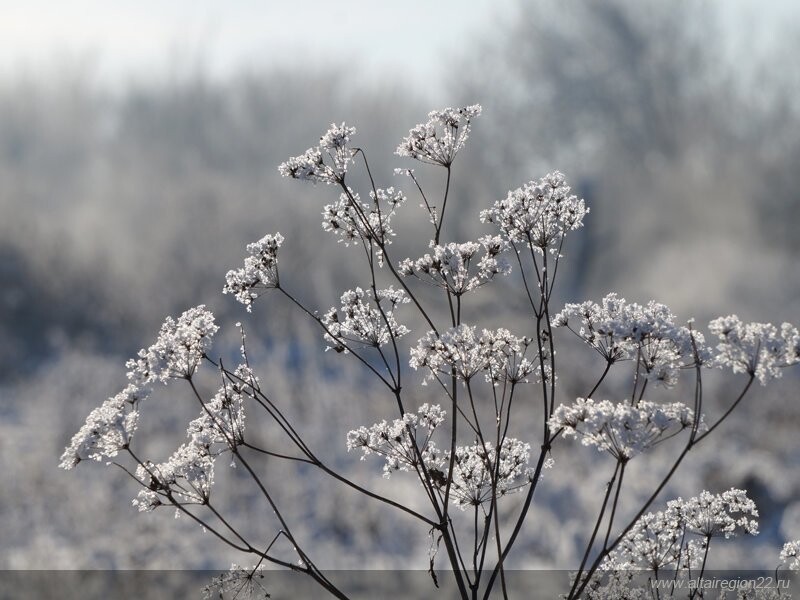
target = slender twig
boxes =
[435,165,452,245]
[587,359,613,398]
[694,376,754,443]
[567,460,622,599]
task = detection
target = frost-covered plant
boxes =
[396,105,482,167]
[321,286,410,352]
[780,541,800,571]
[444,437,536,510]
[410,325,538,385]
[222,233,284,310]
[549,398,698,461]
[553,293,711,388]
[480,170,589,256]
[202,563,269,600]
[709,316,800,385]
[62,104,800,599]
[399,236,511,295]
[604,489,759,571]
[346,403,446,479]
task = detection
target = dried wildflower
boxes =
[187,384,246,450]
[279,122,356,184]
[396,105,482,166]
[554,293,710,387]
[202,564,270,600]
[346,404,446,478]
[125,306,218,383]
[481,171,588,255]
[443,438,534,510]
[549,398,699,461]
[59,385,142,469]
[605,489,758,572]
[322,286,409,352]
[670,489,759,539]
[410,325,537,385]
[62,306,220,469]
[399,236,510,295]
[322,187,406,259]
[780,540,800,570]
[709,315,800,384]
[223,233,284,311]
[133,442,216,510]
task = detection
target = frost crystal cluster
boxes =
[674,488,760,539]
[187,381,246,450]
[399,236,511,295]
[126,305,218,383]
[480,170,589,255]
[133,442,216,511]
[410,325,538,385]
[61,306,218,469]
[321,286,410,351]
[59,385,142,469]
[710,315,800,384]
[322,187,406,251]
[346,404,446,478]
[444,438,534,510]
[549,398,698,461]
[553,293,709,387]
[605,489,759,571]
[396,105,482,166]
[223,233,284,311]
[278,122,356,184]
[132,370,249,512]
[780,540,800,571]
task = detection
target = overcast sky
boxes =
[0,0,507,100]
[0,1,796,102]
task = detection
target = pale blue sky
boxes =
[0,1,796,101]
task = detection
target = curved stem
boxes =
[587,359,613,398]
[694,376,754,443]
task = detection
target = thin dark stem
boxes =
[567,460,621,600]
[603,462,626,551]
[241,441,315,464]
[435,165,452,245]
[694,376,754,443]
[482,445,550,600]
[510,239,540,318]
[406,169,437,233]
[570,443,692,599]
[688,537,712,600]
[493,496,509,600]
[313,456,437,527]
[587,359,613,398]
[278,287,394,390]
